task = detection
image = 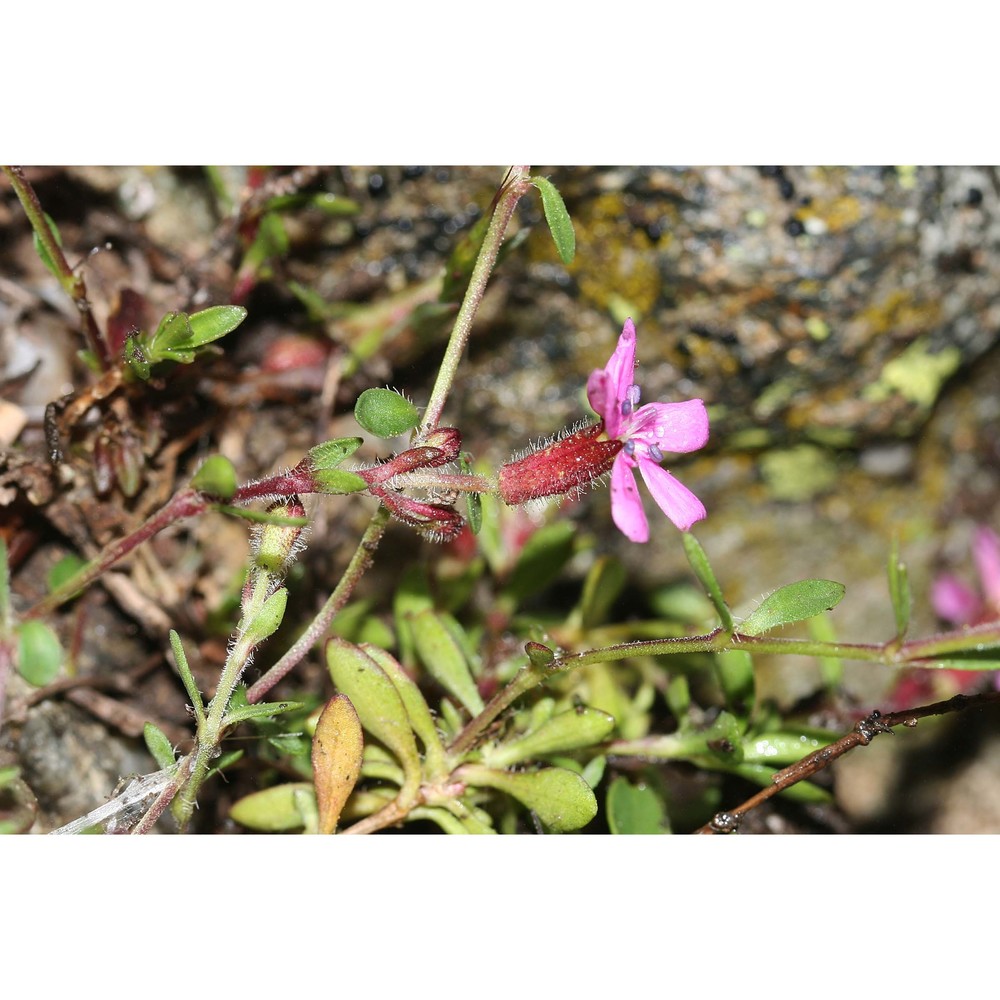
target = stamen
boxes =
[624,439,636,456]
[620,385,641,417]
[648,443,664,463]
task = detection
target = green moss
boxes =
[865,339,961,407]
[759,445,839,502]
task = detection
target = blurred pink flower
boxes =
[931,526,1000,626]
[892,526,1000,707]
[586,318,709,541]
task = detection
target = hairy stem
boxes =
[420,166,531,435]
[246,506,391,703]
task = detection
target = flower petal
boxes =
[607,318,637,403]
[610,454,649,542]
[973,526,1000,612]
[588,319,638,437]
[586,369,614,428]
[931,574,982,626]
[628,399,709,454]
[636,458,706,531]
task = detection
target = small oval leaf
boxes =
[463,764,597,833]
[354,388,420,439]
[740,579,846,636]
[190,455,237,500]
[15,621,62,687]
[312,694,364,834]
[230,782,314,831]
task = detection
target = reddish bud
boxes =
[498,423,622,506]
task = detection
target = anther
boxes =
[648,444,664,462]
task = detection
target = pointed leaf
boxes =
[485,705,615,768]
[326,638,421,802]
[308,437,364,470]
[459,452,482,535]
[312,694,364,834]
[682,532,734,632]
[531,176,576,264]
[409,609,484,715]
[143,722,176,770]
[887,537,911,640]
[222,699,305,728]
[169,630,205,728]
[740,579,846,637]
[185,305,248,348]
[361,644,446,776]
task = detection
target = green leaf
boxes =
[484,705,615,768]
[32,211,63,279]
[682,532,734,633]
[530,176,575,265]
[15,621,62,686]
[308,437,364,470]
[312,694,364,834]
[143,723,176,770]
[409,609,484,715]
[887,536,911,640]
[504,520,577,604]
[740,579,846,637]
[361,644,447,776]
[325,638,422,803]
[354,387,421,439]
[230,782,314,831]
[222,699,305,728]
[579,556,627,631]
[606,776,669,834]
[190,455,237,500]
[124,334,151,380]
[713,648,755,712]
[243,587,288,645]
[742,730,834,766]
[459,453,482,535]
[809,612,843,689]
[313,469,368,495]
[186,305,248,348]
[46,553,87,600]
[462,764,597,832]
[525,641,556,669]
[169,630,205,729]
[665,674,690,720]
[725,763,833,804]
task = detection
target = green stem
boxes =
[419,166,531,435]
[245,506,391,703]
[2,165,110,369]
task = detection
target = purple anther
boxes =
[624,439,636,456]
[648,443,664,463]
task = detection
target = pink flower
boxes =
[586,318,709,541]
[931,526,1000,626]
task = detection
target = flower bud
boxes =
[498,423,622,506]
